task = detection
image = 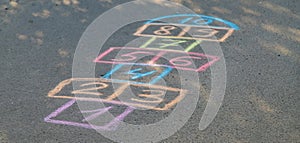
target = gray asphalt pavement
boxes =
[0,0,299,142]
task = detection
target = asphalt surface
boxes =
[0,0,299,143]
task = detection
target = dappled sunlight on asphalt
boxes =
[32,9,50,18]
[16,31,44,46]
[0,130,9,143]
[0,1,23,24]
[240,16,258,25]
[260,1,300,20]
[258,39,300,62]
[16,33,28,40]
[58,49,70,58]
[250,93,276,113]
[211,7,231,15]
[240,7,261,16]
[170,0,203,13]
[261,23,300,43]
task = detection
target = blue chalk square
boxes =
[102,64,173,84]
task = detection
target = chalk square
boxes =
[47,78,126,100]
[133,23,234,42]
[102,64,173,84]
[93,47,161,65]
[94,47,219,72]
[47,78,187,110]
[44,99,134,130]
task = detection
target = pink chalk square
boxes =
[94,47,219,72]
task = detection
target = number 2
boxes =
[72,82,108,96]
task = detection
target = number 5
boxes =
[112,51,154,62]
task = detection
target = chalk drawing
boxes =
[126,68,157,80]
[145,14,239,30]
[140,37,201,52]
[134,23,235,42]
[102,64,172,84]
[45,13,238,132]
[44,99,134,131]
[47,78,187,111]
[94,47,219,72]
